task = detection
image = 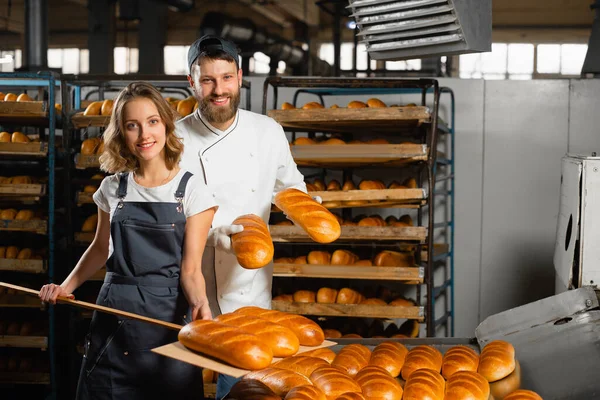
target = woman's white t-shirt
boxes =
[93,169,217,256]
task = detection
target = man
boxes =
[176,35,308,399]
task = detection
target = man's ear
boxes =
[237,68,243,87]
[187,74,194,88]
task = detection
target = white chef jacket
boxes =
[176,108,306,316]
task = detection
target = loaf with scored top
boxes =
[310,366,363,400]
[225,379,282,400]
[243,368,312,397]
[401,345,443,380]
[403,368,445,400]
[234,306,325,346]
[335,393,366,400]
[317,287,338,304]
[336,288,365,304]
[231,214,274,269]
[369,341,408,378]
[442,345,480,379]
[504,389,543,400]
[272,356,329,378]
[445,370,490,400]
[301,347,336,364]
[178,320,273,370]
[284,384,326,400]
[331,343,371,377]
[274,188,341,243]
[477,340,516,382]
[214,313,299,357]
[331,249,359,265]
[308,250,331,265]
[355,365,403,400]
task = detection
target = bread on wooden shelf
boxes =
[347,101,367,109]
[389,297,417,307]
[273,294,294,302]
[477,340,516,382]
[401,345,443,380]
[330,249,359,265]
[359,298,387,305]
[358,180,385,190]
[374,250,414,267]
[366,98,387,108]
[308,250,331,265]
[317,288,338,304]
[324,329,342,339]
[293,290,316,303]
[302,101,324,109]
[336,288,365,304]
[282,102,296,110]
[294,137,316,146]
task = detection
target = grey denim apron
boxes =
[76,171,204,400]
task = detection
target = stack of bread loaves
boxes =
[220,339,542,400]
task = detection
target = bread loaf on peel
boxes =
[272,355,329,378]
[335,393,366,400]
[231,214,274,269]
[331,343,371,377]
[442,345,480,379]
[301,347,336,364]
[401,345,443,380]
[369,341,408,378]
[403,368,445,400]
[234,306,325,346]
[243,367,312,397]
[215,313,299,357]
[225,379,281,400]
[284,384,326,400]
[178,320,273,370]
[477,340,516,382]
[274,189,341,243]
[355,365,403,400]
[445,370,490,400]
[309,366,363,400]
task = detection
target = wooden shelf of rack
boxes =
[291,144,428,168]
[75,153,101,169]
[0,336,48,349]
[0,219,47,234]
[271,300,424,320]
[273,263,423,283]
[0,142,48,157]
[0,259,46,274]
[0,184,46,197]
[71,113,110,129]
[269,225,427,243]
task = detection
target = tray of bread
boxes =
[0,132,47,156]
[0,246,46,274]
[273,248,423,282]
[214,337,534,400]
[268,99,431,134]
[0,214,47,234]
[0,175,46,198]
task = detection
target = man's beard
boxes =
[197,89,241,125]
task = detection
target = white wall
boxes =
[245,76,600,338]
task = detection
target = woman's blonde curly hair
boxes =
[98,81,183,173]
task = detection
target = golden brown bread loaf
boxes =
[388,181,406,189]
[442,345,480,379]
[314,179,327,191]
[293,290,316,303]
[445,370,490,400]
[335,393,366,400]
[178,319,273,370]
[306,183,318,192]
[402,368,445,400]
[367,138,390,144]
[322,138,346,146]
[274,189,341,244]
[282,102,296,110]
[100,99,113,116]
[310,366,363,400]
[83,101,102,116]
[214,313,300,357]
[503,389,543,400]
[358,216,386,227]
[243,368,312,397]
[273,294,294,302]
[308,251,331,265]
[16,93,33,102]
[0,132,11,142]
[342,180,356,191]
[389,297,416,307]
[489,360,521,400]
[274,257,294,264]
[330,249,358,265]
[359,298,387,305]
[336,288,365,304]
[301,347,336,364]
[477,340,516,382]
[231,214,274,269]
[327,180,342,190]
[353,260,373,266]
[302,101,324,109]
[235,306,324,346]
[355,365,403,400]
[294,256,307,264]
[373,250,413,267]
[347,101,367,109]
[358,180,386,190]
[404,178,418,188]
[317,288,338,304]
[272,356,329,378]
[331,343,371,377]
[324,329,342,339]
[226,379,281,400]
[401,345,443,380]
[341,334,362,339]
[366,98,387,108]
[369,341,408,378]
[284,384,326,400]
[294,137,316,145]
[399,214,413,226]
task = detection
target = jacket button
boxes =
[124,351,128,356]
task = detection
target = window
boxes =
[0,50,22,72]
[318,42,421,72]
[164,45,190,75]
[460,42,588,80]
[46,48,88,74]
[114,47,138,74]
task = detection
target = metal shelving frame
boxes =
[262,76,454,337]
[0,71,59,400]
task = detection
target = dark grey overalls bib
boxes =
[76,171,204,400]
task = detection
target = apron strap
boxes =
[117,172,129,199]
[174,171,193,199]
[104,271,180,288]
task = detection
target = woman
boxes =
[39,82,216,399]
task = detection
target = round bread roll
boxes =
[403,178,418,189]
[442,345,480,379]
[83,101,103,116]
[1,209,18,220]
[317,287,338,304]
[293,290,316,303]
[330,249,358,265]
[293,137,316,145]
[366,98,387,108]
[4,93,18,102]
[305,183,318,192]
[5,246,19,259]
[324,329,342,339]
[282,102,296,110]
[96,140,105,154]
[313,178,326,191]
[231,214,274,270]
[503,389,543,400]
[17,93,33,102]
[293,255,307,264]
[330,104,340,109]
[326,180,342,191]
[477,340,516,382]
[342,180,356,191]
[445,370,490,400]
[347,101,367,108]
[11,132,30,143]
[302,101,324,109]
[353,259,372,266]
[308,251,331,265]
[100,99,114,116]
[403,368,445,400]
[17,248,32,260]
[15,210,34,220]
[177,99,196,116]
[321,138,345,145]
[401,345,443,380]
[273,294,293,302]
[358,180,385,190]
[336,288,364,304]
[0,131,11,142]
[81,138,100,155]
[367,138,390,144]
[389,297,416,307]
[388,181,406,189]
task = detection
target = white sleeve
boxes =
[272,123,307,200]
[92,176,114,213]
[183,175,218,218]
